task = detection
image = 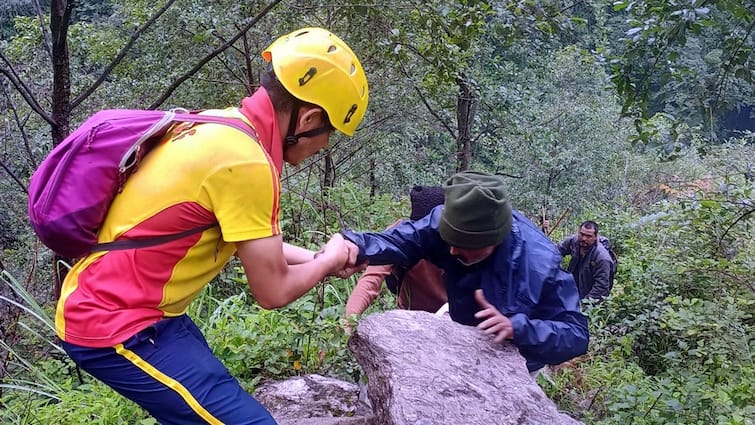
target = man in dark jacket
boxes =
[345,186,447,318]
[557,221,614,300]
[341,171,588,372]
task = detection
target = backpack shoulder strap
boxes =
[173,112,260,142]
[91,223,217,253]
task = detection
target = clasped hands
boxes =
[314,233,367,279]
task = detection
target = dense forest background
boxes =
[1,1,753,424]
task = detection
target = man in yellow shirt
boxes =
[56,27,368,424]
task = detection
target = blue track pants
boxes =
[62,315,276,424]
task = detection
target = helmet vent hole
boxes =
[327,45,337,53]
[350,64,356,75]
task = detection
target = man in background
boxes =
[556,221,615,300]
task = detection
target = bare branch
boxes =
[0,159,28,194]
[0,53,54,125]
[556,0,586,17]
[1,83,39,169]
[396,56,457,139]
[711,18,755,114]
[401,42,440,68]
[718,207,754,252]
[33,0,53,60]
[203,25,255,94]
[149,0,284,110]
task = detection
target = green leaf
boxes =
[613,1,629,12]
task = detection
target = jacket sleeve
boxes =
[345,264,393,317]
[342,210,441,267]
[586,257,612,299]
[556,236,573,257]
[508,269,589,367]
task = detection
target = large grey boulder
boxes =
[256,310,583,425]
[349,310,583,425]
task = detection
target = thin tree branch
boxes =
[718,207,754,252]
[710,18,755,113]
[0,53,53,125]
[0,159,28,194]
[205,26,254,94]
[400,42,440,68]
[33,0,53,61]
[1,83,38,169]
[149,0,284,110]
[556,0,585,17]
[70,0,180,109]
[241,28,256,93]
[281,113,394,183]
[395,56,457,139]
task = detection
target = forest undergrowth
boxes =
[1,142,753,425]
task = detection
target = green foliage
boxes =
[3,369,156,425]
[0,269,153,424]
[200,286,360,388]
[543,146,755,424]
[280,178,407,244]
[609,0,755,144]
[2,2,755,424]
[196,180,407,386]
[484,45,636,220]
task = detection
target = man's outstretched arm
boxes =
[237,234,352,309]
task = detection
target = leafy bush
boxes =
[544,163,755,424]
[3,368,156,425]
[200,286,360,389]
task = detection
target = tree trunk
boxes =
[455,75,477,172]
[50,0,73,145]
[323,151,335,189]
[369,158,376,198]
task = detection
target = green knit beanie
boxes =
[439,171,512,249]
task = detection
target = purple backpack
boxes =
[28,109,259,259]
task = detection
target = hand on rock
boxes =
[474,289,513,343]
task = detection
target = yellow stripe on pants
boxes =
[115,343,223,424]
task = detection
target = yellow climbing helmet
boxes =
[262,27,369,136]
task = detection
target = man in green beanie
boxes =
[341,171,588,372]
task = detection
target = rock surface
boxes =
[257,310,583,425]
[349,310,583,425]
[254,374,373,424]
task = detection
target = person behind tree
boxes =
[341,171,589,373]
[55,27,367,425]
[556,221,614,300]
[345,186,447,320]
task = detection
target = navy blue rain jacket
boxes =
[342,206,589,371]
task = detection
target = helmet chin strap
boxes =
[285,103,335,146]
[285,104,301,146]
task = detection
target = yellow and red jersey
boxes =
[56,106,280,347]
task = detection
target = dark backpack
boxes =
[28,109,258,259]
[598,235,618,286]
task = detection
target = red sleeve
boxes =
[345,264,394,316]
